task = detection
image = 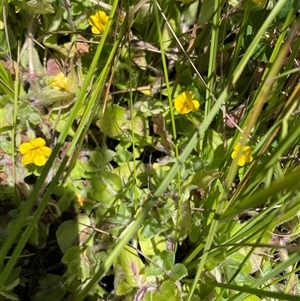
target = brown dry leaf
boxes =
[152,114,174,153]
[75,35,90,55]
[1,59,16,76]
[0,172,7,183]
[226,104,245,128]
[46,58,63,76]
[250,249,266,274]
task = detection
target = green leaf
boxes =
[0,28,17,57]
[16,0,55,14]
[115,245,146,288]
[145,259,164,277]
[0,96,13,128]
[189,211,203,244]
[97,104,129,137]
[138,233,167,257]
[160,251,175,271]
[130,111,149,138]
[177,194,192,242]
[56,184,76,214]
[223,252,255,285]
[276,0,300,21]
[115,144,133,163]
[45,7,64,30]
[139,99,166,115]
[90,148,116,168]
[114,264,134,296]
[29,219,50,248]
[56,220,78,254]
[113,161,146,186]
[144,280,182,301]
[0,290,19,300]
[182,0,214,28]
[17,100,42,127]
[48,110,76,136]
[0,267,20,300]
[90,170,122,203]
[170,264,188,281]
[241,296,261,301]
[34,287,66,301]
[0,63,14,97]
[139,218,167,239]
[196,129,225,163]
[62,245,98,283]
[20,43,44,75]
[24,87,75,107]
[3,267,20,291]
[198,0,215,25]
[33,274,66,301]
[56,215,92,253]
[182,169,220,190]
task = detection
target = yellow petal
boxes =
[231,150,237,159]
[175,95,193,114]
[97,11,108,19]
[91,26,101,35]
[182,91,194,100]
[88,14,101,27]
[232,143,253,166]
[242,146,252,154]
[234,143,241,152]
[174,91,200,114]
[140,88,153,96]
[30,137,46,148]
[88,11,108,34]
[55,72,65,81]
[49,72,69,91]
[21,152,35,165]
[152,163,159,170]
[192,100,200,111]
[34,155,47,166]
[39,146,52,157]
[96,11,109,28]
[76,194,84,207]
[174,95,190,114]
[88,15,96,27]
[238,156,246,167]
[19,142,34,154]
[245,154,253,163]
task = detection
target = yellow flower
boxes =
[174,91,200,114]
[231,143,253,167]
[152,163,159,170]
[49,72,69,91]
[19,138,52,166]
[88,10,109,34]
